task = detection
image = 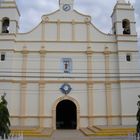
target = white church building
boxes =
[0,0,140,129]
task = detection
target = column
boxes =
[20,47,28,126]
[86,47,93,127]
[41,17,49,41]
[41,20,45,41]
[104,47,112,125]
[39,47,46,127]
[40,47,46,78]
[57,20,60,41]
[39,82,45,128]
[72,19,75,41]
[0,20,2,33]
[85,18,91,45]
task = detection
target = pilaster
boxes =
[38,47,46,127]
[72,19,75,41]
[104,47,112,125]
[41,19,46,41]
[0,20,2,33]
[85,18,91,46]
[40,46,46,78]
[86,46,93,127]
[20,47,28,126]
[38,82,45,127]
[57,20,60,41]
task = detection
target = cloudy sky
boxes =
[16,0,140,45]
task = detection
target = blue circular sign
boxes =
[60,83,72,95]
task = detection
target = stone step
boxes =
[11,127,53,137]
[80,128,95,136]
[80,126,136,137]
[88,126,101,133]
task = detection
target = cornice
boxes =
[14,40,117,43]
[1,49,138,54]
[10,115,136,118]
[0,6,20,16]
[1,79,140,84]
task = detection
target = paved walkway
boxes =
[24,130,130,140]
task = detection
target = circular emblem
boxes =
[60,83,72,95]
[63,4,71,11]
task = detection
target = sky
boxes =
[16,0,140,45]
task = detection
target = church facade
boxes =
[0,0,139,129]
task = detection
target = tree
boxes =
[0,93,10,139]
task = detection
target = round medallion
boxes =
[60,83,72,95]
[63,4,71,11]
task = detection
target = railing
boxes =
[0,133,23,140]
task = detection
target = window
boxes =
[1,53,5,61]
[2,17,10,33]
[62,58,72,73]
[122,19,131,35]
[126,54,131,62]
[113,23,116,34]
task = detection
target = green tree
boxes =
[0,94,10,139]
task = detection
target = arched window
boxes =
[122,19,131,35]
[2,17,10,33]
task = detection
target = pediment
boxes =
[41,9,91,23]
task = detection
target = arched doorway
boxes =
[56,100,77,129]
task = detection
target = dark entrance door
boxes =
[56,100,77,129]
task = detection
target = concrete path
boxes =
[52,130,87,140]
[24,130,130,140]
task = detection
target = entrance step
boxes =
[41,128,53,136]
[87,126,102,133]
[11,127,53,137]
[80,126,136,136]
[80,128,95,136]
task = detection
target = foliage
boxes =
[0,94,10,139]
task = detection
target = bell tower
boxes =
[111,0,137,35]
[111,0,139,126]
[0,0,20,34]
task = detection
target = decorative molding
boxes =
[14,40,117,43]
[0,49,138,54]
[1,79,140,84]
